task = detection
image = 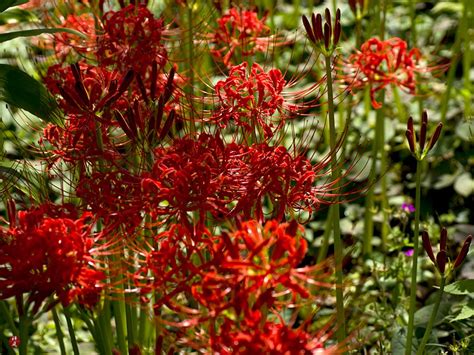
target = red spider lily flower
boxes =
[0,203,104,313]
[53,13,97,60]
[97,4,168,75]
[133,223,218,308]
[76,171,145,233]
[208,317,340,354]
[210,7,273,66]
[146,220,337,352]
[190,220,316,315]
[211,62,296,139]
[229,143,320,222]
[344,37,421,109]
[141,133,237,225]
[44,61,134,120]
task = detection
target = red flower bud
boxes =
[334,20,341,46]
[422,231,436,264]
[428,123,443,152]
[436,250,446,274]
[440,227,447,252]
[302,15,316,43]
[324,23,330,50]
[419,110,428,152]
[453,235,472,269]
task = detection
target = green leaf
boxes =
[451,300,474,322]
[0,8,38,25]
[0,64,62,124]
[454,172,474,197]
[0,27,86,43]
[414,297,451,326]
[0,0,28,13]
[444,280,474,295]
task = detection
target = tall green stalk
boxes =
[325,55,346,342]
[405,159,422,355]
[52,307,67,355]
[416,276,446,355]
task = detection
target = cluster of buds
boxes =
[422,228,472,274]
[302,8,341,56]
[405,111,443,160]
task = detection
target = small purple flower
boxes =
[402,203,415,213]
[404,249,414,257]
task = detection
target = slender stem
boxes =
[416,276,446,355]
[317,206,333,263]
[377,98,389,251]
[440,1,467,125]
[52,307,67,355]
[63,307,80,355]
[325,55,346,343]
[405,159,422,355]
[18,314,30,355]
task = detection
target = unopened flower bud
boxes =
[436,250,446,274]
[419,110,428,152]
[422,231,436,264]
[324,23,330,50]
[440,227,447,252]
[427,123,443,152]
[453,235,472,269]
[302,15,315,43]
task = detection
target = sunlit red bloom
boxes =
[212,62,295,138]
[141,134,237,224]
[53,13,97,59]
[345,37,421,108]
[191,220,313,315]
[97,4,167,75]
[140,220,335,352]
[209,318,327,354]
[210,7,272,66]
[0,203,103,312]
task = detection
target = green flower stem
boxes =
[462,0,471,119]
[392,85,407,123]
[440,0,467,125]
[317,206,333,263]
[378,99,389,251]
[324,54,346,343]
[18,314,30,355]
[97,302,113,355]
[63,307,80,355]
[52,307,67,355]
[405,158,422,355]
[416,276,446,355]
[112,298,127,354]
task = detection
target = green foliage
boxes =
[0,64,62,124]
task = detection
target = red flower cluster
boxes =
[345,37,421,108]
[210,7,271,66]
[97,4,167,75]
[54,13,97,60]
[141,133,331,226]
[137,219,334,352]
[212,62,294,138]
[0,203,103,312]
